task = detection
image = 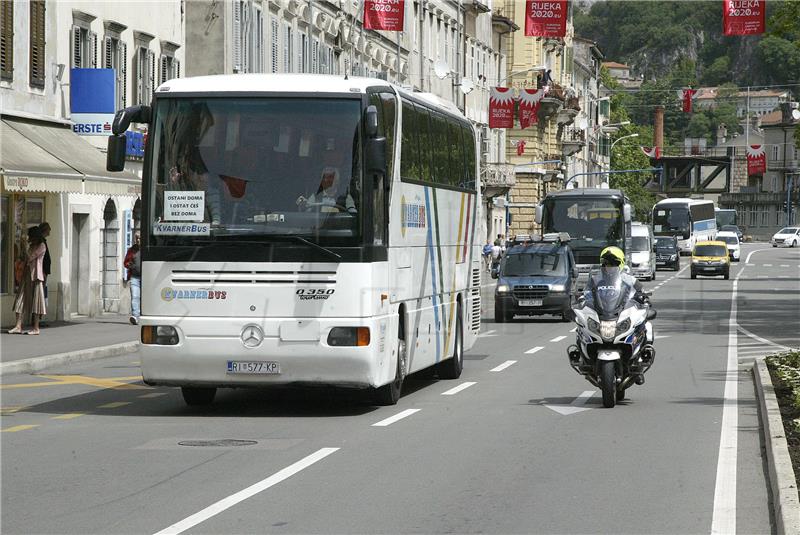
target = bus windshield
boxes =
[542,197,623,254]
[652,206,689,236]
[147,97,363,247]
[715,209,737,228]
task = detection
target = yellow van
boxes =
[691,241,730,280]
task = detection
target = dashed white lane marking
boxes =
[762,263,773,267]
[154,447,339,535]
[490,360,517,372]
[550,335,567,343]
[139,393,167,399]
[779,275,790,279]
[441,382,477,396]
[479,330,497,337]
[570,327,577,333]
[746,263,755,267]
[525,346,545,355]
[372,409,421,427]
[757,275,768,279]
[780,264,790,267]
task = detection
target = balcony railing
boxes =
[481,163,516,189]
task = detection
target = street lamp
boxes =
[610,133,640,152]
[495,65,546,86]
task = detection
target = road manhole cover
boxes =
[178,439,258,447]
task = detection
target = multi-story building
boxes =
[1,0,184,325]
[694,86,791,118]
[185,0,511,243]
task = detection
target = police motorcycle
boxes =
[565,263,657,408]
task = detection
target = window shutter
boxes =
[232,0,242,72]
[311,38,318,74]
[90,31,98,68]
[104,37,113,69]
[135,47,142,104]
[149,49,155,94]
[175,59,180,79]
[270,17,278,73]
[72,26,81,68]
[1,0,13,81]
[283,24,291,73]
[120,41,127,108]
[160,55,167,84]
[29,1,45,87]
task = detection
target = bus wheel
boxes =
[181,387,216,406]
[437,303,464,380]
[374,339,405,405]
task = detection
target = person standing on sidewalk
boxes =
[8,226,47,335]
[38,222,51,324]
[124,233,141,325]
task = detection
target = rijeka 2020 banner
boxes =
[364,0,405,31]
[524,1,568,37]
[747,145,766,176]
[518,89,546,129]
[723,0,765,36]
[489,87,515,129]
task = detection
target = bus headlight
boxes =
[142,325,179,345]
[328,327,370,347]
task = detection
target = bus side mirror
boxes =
[366,137,387,178]
[107,135,127,172]
[365,105,379,138]
[535,204,543,225]
[623,204,632,223]
[112,105,151,135]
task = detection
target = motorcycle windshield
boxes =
[589,268,634,319]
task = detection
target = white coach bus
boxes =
[106,75,482,406]
[651,198,716,254]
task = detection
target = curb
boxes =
[754,358,800,535]
[0,341,140,377]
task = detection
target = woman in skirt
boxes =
[9,226,47,335]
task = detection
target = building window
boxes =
[135,43,155,105]
[311,37,319,74]
[299,31,308,73]
[71,23,97,69]
[283,23,293,73]
[159,51,180,85]
[104,29,127,110]
[771,144,780,162]
[30,0,46,87]
[1,0,13,81]
[252,4,264,73]
[270,16,278,73]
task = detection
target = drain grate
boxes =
[178,439,258,447]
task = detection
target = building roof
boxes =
[602,61,629,69]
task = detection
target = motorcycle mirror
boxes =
[646,309,657,321]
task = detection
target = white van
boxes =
[630,223,656,281]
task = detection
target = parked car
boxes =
[654,235,680,271]
[629,223,656,280]
[719,224,743,241]
[493,239,578,322]
[690,241,730,280]
[771,227,800,247]
[716,231,741,262]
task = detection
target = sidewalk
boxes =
[0,314,138,374]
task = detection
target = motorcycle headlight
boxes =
[600,320,616,341]
[616,318,631,334]
[496,284,510,294]
[587,318,600,333]
[550,284,566,293]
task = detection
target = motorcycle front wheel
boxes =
[600,360,617,408]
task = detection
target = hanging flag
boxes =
[524,0,569,37]
[518,88,545,129]
[746,145,766,176]
[641,146,662,159]
[516,140,527,156]
[680,89,697,113]
[723,0,765,36]
[489,87,515,129]
[364,0,405,31]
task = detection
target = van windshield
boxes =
[694,245,727,257]
[631,236,649,252]
[502,252,566,277]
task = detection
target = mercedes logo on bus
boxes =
[241,325,264,348]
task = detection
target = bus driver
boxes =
[296,167,357,214]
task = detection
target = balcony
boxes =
[537,85,564,123]
[466,0,491,14]
[561,127,585,157]
[768,159,799,171]
[556,95,581,126]
[481,162,516,198]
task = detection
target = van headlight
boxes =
[496,284,510,294]
[670,254,677,260]
[550,284,566,293]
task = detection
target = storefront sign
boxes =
[524,0,568,37]
[723,0,765,36]
[363,0,405,31]
[71,69,116,136]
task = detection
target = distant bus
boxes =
[715,207,737,228]
[652,198,716,254]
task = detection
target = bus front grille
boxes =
[171,269,337,285]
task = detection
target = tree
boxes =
[610,125,657,222]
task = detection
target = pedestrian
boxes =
[494,233,503,247]
[38,222,51,325]
[491,242,503,272]
[482,240,493,272]
[124,233,142,325]
[8,226,47,335]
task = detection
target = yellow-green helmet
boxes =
[600,246,625,268]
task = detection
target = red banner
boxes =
[524,1,568,37]
[489,87,515,129]
[681,89,697,113]
[723,0,765,36]
[516,140,527,156]
[641,146,662,159]
[518,88,545,129]
[747,145,766,175]
[364,0,405,31]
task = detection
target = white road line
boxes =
[441,382,477,396]
[756,275,768,279]
[570,327,577,333]
[550,335,567,342]
[490,360,517,372]
[746,263,755,267]
[763,263,773,267]
[524,346,545,354]
[710,270,740,534]
[479,330,497,337]
[779,275,790,279]
[737,325,792,352]
[372,409,421,427]
[780,264,790,267]
[153,447,339,535]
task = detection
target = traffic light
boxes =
[783,201,788,211]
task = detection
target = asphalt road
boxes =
[2,243,798,534]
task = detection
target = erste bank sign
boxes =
[70,69,116,136]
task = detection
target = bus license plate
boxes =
[227,361,280,375]
[519,299,542,307]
